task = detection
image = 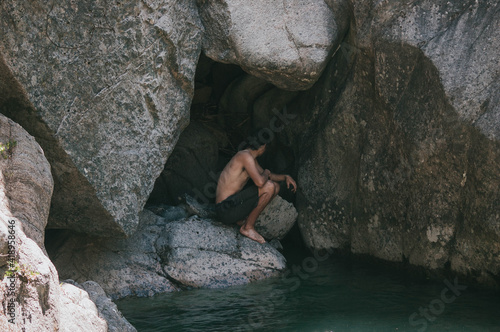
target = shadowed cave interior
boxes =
[145,52,304,250]
[45,52,306,256]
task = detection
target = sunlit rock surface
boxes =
[0,114,52,248]
[160,216,286,288]
[50,211,286,298]
[0,115,119,332]
[0,0,203,236]
[197,0,351,90]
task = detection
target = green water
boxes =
[117,254,500,332]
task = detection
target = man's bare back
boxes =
[216,150,254,204]
[215,144,297,244]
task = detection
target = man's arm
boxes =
[268,173,286,182]
[248,155,273,181]
[269,173,297,193]
[241,152,269,187]
[253,158,271,179]
[245,152,297,192]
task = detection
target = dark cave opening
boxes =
[145,52,303,249]
[45,52,310,261]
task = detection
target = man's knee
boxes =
[273,181,280,196]
[264,180,279,196]
[262,180,276,195]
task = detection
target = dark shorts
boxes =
[215,185,259,225]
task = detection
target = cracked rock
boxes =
[48,210,180,300]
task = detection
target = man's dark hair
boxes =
[239,127,272,151]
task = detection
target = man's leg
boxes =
[240,180,279,243]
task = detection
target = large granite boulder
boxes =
[158,216,287,288]
[0,224,108,332]
[48,210,180,300]
[57,282,108,332]
[288,0,500,286]
[0,116,122,331]
[50,211,286,298]
[368,0,500,140]
[179,193,298,241]
[197,0,351,90]
[0,0,203,236]
[255,195,298,241]
[0,114,53,248]
[77,281,137,332]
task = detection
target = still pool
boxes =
[117,253,500,332]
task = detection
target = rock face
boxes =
[50,211,287,298]
[172,193,298,242]
[48,210,180,300]
[0,0,203,236]
[197,0,351,90]
[373,0,500,140]
[0,114,53,248]
[78,281,137,332]
[286,0,500,286]
[218,74,273,138]
[159,216,286,288]
[148,121,220,206]
[0,226,108,332]
[255,195,298,241]
[57,282,108,332]
[0,115,117,331]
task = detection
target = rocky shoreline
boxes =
[47,197,297,300]
[0,111,297,330]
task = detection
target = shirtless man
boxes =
[215,140,297,244]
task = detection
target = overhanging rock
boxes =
[197,0,351,91]
[0,0,203,236]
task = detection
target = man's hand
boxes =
[262,169,271,180]
[285,175,297,193]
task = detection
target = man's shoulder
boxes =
[228,150,253,170]
[234,150,252,161]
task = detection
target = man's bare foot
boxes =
[240,226,266,244]
[236,220,245,226]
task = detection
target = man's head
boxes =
[239,127,270,154]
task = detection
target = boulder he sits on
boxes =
[215,130,297,244]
